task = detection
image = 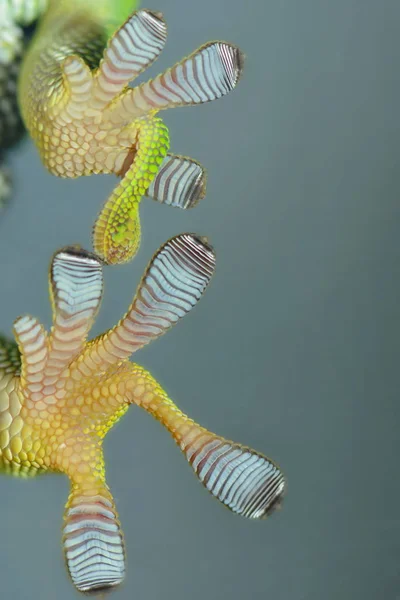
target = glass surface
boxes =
[0,1,398,598]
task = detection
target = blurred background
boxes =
[1,0,399,598]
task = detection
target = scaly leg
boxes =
[127,364,286,519]
[93,116,169,264]
[20,8,243,264]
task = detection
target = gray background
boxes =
[0,0,399,598]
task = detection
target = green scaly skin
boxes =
[19,0,155,265]
[17,0,244,264]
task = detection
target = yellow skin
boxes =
[4,2,284,596]
[18,1,244,264]
[0,237,286,594]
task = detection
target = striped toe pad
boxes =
[50,247,103,319]
[63,494,125,594]
[147,155,207,209]
[184,433,286,519]
[114,233,216,353]
[133,41,245,111]
[98,9,167,91]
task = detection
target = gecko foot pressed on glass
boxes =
[0,235,285,594]
[19,5,244,264]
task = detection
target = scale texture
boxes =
[0,238,285,594]
[18,0,244,264]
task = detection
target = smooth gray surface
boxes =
[1,1,399,598]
